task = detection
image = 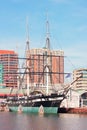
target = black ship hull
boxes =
[6,94,64,114]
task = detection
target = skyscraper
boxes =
[0,50,18,87]
[26,48,64,87]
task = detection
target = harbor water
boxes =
[1,112,87,130]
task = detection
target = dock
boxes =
[59,107,87,114]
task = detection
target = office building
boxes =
[0,50,18,87]
[26,48,64,87]
[73,68,87,90]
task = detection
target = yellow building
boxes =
[73,68,87,90]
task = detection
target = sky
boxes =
[0,0,87,73]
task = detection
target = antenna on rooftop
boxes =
[45,13,50,50]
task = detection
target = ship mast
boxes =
[26,17,30,96]
[45,15,51,95]
[46,15,50,50]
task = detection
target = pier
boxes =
[59,107,87,114]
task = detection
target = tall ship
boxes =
[2,19,66,114]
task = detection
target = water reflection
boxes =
[0,112,87,130]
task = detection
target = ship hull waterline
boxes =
[7,99,63,114]
[9,106,58,114]
[6,94,64,114]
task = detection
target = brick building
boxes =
[26,48,64,87]
[0,50,18,87]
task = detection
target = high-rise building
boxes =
[0,64,4,88]
[26,48,64,87]
[73,68,87,90]
[0,50,18,87]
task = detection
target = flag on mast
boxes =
[65,73,71,78]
